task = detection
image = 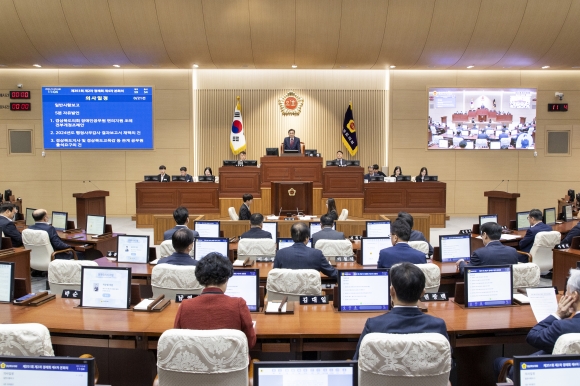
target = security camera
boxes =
[17,84,23,88]
[555,92,564,101]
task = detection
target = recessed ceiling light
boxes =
[291,64,297,68]
[193,64,199,68]
[33,64,41,68]
[466,65,474,69]
[542,65,550,69]
[113,64,120,68]
[389,65,396,69]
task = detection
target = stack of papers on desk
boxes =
[266,302,287,313]
[266,215,279,220]
[500,234,521,240]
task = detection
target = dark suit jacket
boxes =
[311,227,345,248]
[174,287,256,349]
[184,174,193,182]
[158,252,198,266]
[353,307,449,360]
[459,241,519,274]
[415,175,426,182]
[519,222,553,253]
[526,313,580,354]
[240,227,272,239]
[238,204,251,220]
[377,242,427,268]
[477,133,488,139]
[28,222,70,251]
[163,226,199,241]
[0,216,22,247]
[561,223,580,245]
[157,173,170,182]
[283,136,301,151]
[335,158,346,166]
[363,173,374,180]
[274,242,337,279]
[409,230,434,256]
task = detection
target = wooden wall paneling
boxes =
[521,71,580,92]
[312,188,323,215]
[319,198,364,218]
[0,94,41,120]
[221,221,251,238]
[155,90,190,120]
[392,90,426,120]
[155,120,191,150]
[0,70,59,90]
[392,70,456,91]
[153,214,199,245]
[429,214,446,228]
[335,220,368,238]
[382,213,430,240]
[0,124,6,149]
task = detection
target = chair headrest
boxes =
[22,229,50,246]
[533,231,561,247]
[266,268,321,295]
[151,264,203,290]
[48,259,98,285]
[0,323,55,356]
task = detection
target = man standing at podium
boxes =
[238,194,253,220]
[283,129,300,151]
[157,165,170,182]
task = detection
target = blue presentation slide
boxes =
[42,87,153,150]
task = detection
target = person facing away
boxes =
[377,218,427,269]
[311,214,345,248]
[325,198,339,221]
[274,222,337,280]
[397,212,434,256]
[353,262,449,360]
[240,213,273,239]
[28,209,74,257]
[174,252,256,349]
[238,193,253,220]
[518,209,552,256]
[158,228,197,266]
[164,206,199,241]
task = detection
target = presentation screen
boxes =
[428,88,536,151]
[42,86,153,150]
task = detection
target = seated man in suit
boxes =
[455,222,519,274]
[238,194,253,220]
[363,165,375,180]
[335,150,346,166]
[498,128,509,139]
[157,165,170,182]
[283,129,301,151]
[158,228,197,266]
[240,213,272,239]
[179,166,193,182]
[353,262,449,360]
[397,212,434,256]
[519,209,552,257]
[164,206,199,241]
[477,129,488,139]
[274,222,337,280]
[378,219,427,269]
[494,268,580,380]
[238,151,247,166]
[29,209,76,259]
[311,214,345,248]
[373,164,387,177]
[0,203,22,247]
[561,221,580,246]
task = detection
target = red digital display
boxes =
[10,103,31,111]
[9,91,31,99]
[548,104,568,112]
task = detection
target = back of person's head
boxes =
[0,203,15,214]
[291,222,310,243]
[326,198,337,212]
[397,212,414,229]
[567,269,580,295]
[250,213,264,227]
[180,166,187,172]
[32,209,47,222]
[242,193,253,202]
[173,206,189,225]
[529,209,543,221]
[320,214,334,227]
[172,228,194,253]
[390,262,426,303]
[480,222,502,240]
[391,218,411,241]
[195,252,234,286]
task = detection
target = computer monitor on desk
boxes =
[198,175,215,182]
[563,204,574,222]
[396,175,412,182]
[0,261,15,302]
[517,211,530,230]
[338,269,390,311]
[424,175,438,181]
[194,237,229,260]
[222,160,238,166]
[369,176,384,182]
[25,208,36,226]
[224,269,259,312]
[0,356,95,386]
[261,222,277,240]
[266,148,279,156]
[360,237,391,266]
[544,207,557,226]
[171,175,186,181]
[144,175,159,182]
[464,265,513,308]
[51,211,68,231]
[479,214,498,232]
[86,215,106,235]
[513,354,580,386]
[278,237,311,249]
[194,221,220,237]
[243,160,258,166]
[366,221,391,238]
[254,361,357,386]
[438,234,471,263]
[309,221,335,236]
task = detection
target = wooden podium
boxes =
[72,190,109,229]
[484,191,520,227]
[271,182,313,216]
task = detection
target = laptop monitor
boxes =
[194,221,220,237]
[243,160,258,166]
[223,160,238,166]
[284,149,299,154]
[513,354,580,386]
[563,204,574,222]
[544,207,557,226]
[198,175,215,182]
[51,211,68,231]
[424,175,438,181]
[266,148,279,156]
[194,237,229,260]
[117,235,150,264]
[144,175,159,182]
[338,269,390,311]
[224,269,259,312]
[261,222,277,240]
[86,215,106,235]
[171,175,186,181]
[439,234,471,263]
[489,139,501,149]
[479,214,498,232]
[80,266,131,309]
[464,265,513,308]
[278,237,311,249]
[346,160,360,166]
[366,221,391,238]
[0,261,15,302]
[25,208,36,226]
[517,211,530,230]
[309,221,335,236]
[254,361,357,386]
[369,176,384,182]
[0,356,95,386]
[396,175,412,181]
[326,160,338,166]
[361,237,392,266]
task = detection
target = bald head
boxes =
[32,209,48,222]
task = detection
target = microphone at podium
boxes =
[83,180,101,191]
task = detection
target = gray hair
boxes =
[568,269,580,294]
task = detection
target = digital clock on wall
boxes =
[548,104,568,112]
[10,91,31,99]
[10,103,31,111]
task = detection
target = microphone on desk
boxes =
[83,180,101,191]
[491,180,504,191]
